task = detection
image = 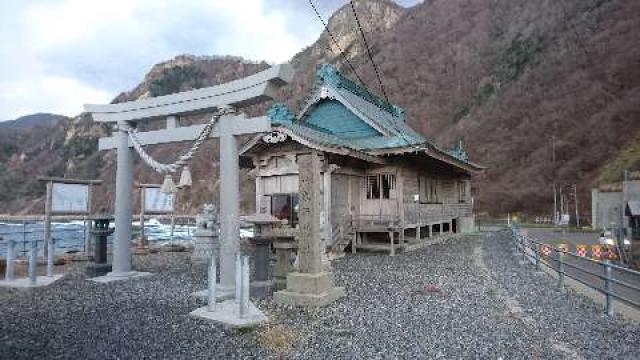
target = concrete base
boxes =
[132,247,150,255]
[0,274,64,288]
[251,280,274,298]
[85,263,112,277]
[189,300,268,328]
[89,271,152,283]
[191,284,235,301]
[274,271,345,307]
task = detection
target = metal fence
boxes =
[510,226,640,317]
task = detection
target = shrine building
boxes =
[241,64,484,255]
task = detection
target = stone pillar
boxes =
[297,152,322,274]
[322,169,332,246]
[218,114,240,298]
[112,122,134,275]
[274,151,345,306]
[274,238,296,290]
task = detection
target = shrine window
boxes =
[366,174,395,200]
[419,176,439,203]
[457,180,468,203]
[271,193,299,227]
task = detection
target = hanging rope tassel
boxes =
[160,174,178,194]
[178,166,192,189]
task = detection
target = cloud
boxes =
[0,76,112,118]
[0,0,422,120]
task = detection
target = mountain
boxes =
[0,113,67,130]
[0,0,639,221]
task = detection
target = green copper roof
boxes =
[266,65,478,167]
[305,100,381,138]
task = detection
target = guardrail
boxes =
[0,215,196,258]
[510,226,640,317]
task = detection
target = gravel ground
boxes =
[1,232,638,359]
[483,231,640,359]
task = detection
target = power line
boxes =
[348,0,415,146]
[307,0,367,87]
[307,0,411,146]
[349,0,390,104]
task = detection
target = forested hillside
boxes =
[1,0,638,221]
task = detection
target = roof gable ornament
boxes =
[319,86,331,99]
[262,131,288,144]
[450,139,469,161]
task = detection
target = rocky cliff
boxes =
[1,0,639,220]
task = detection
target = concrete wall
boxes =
[592,179,640,231]
[458,216,475,233]
[592,190,624,230]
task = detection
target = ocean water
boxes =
[0,219,199,257]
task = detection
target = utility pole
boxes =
[553,184,558,225]
[574,184,580,229]
[552,132,557,225]
[559,187,564,217]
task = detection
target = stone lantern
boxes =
[191,204,219,264]
[242,213,284,297]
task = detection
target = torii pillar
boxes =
[217,113,241,296]
[85,64,294,283]
[113,121,134,275]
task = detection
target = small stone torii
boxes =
[84,64,294,292]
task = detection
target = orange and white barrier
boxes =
[591,245,603,259]
[604,245,619,260]
[540,244,552,257]
[576,245,588,257]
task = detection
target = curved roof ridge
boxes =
[315,64,405,120]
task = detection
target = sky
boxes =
[0,0,422,121]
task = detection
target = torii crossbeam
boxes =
[85,64,293,288]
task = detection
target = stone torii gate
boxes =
[84,65,294,291]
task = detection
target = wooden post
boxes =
[255,175,263,213]
[139,186,146,246]
[43,181,53,259]
[389,231,395,256]
[352,232,358,254]
[85,184,93,254]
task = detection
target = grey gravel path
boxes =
[483,231,640,359]
[1,232,638,359]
